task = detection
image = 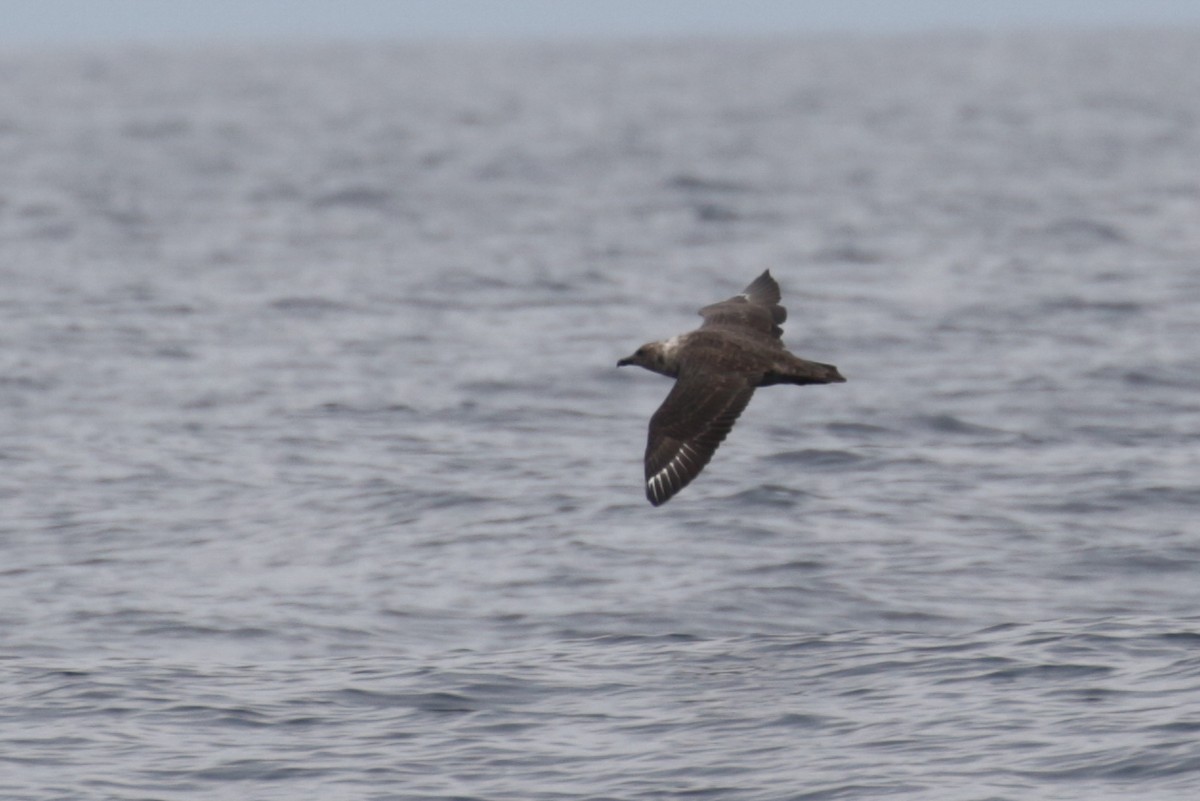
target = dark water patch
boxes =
[152,344,194,360]
[875,608,964,626]
[310,185,394,209]
[1018,749,1200,782]
[309,401,417,417]
[768,712,838,729]
[1110,485,1200,509]
[1034,217,1127,249]
[1076,545,1200,575]
[267,296,357,315]
[825,421,898,439]
[977,662,1114,683]
[1154,720,1200,734]
[0,375,57,392]
[26,219,76,240]
[1041,295,1144,315]
[812,244,885,264]
[188,759,334,782]
[457,378,534,396]
[1062,422,1184,447]
[550,615,705,642]
[1011,374,1060,392]
[147,302,199,316]
[915,414,1005,436]
[1049,685,1125,703]
[666,173,755,193]
[156,703,275,728]
[1116,365,1199,388]
[570,631,706,648]
[1026,496,1123,515]
[333,688,477,714]
[739,559,826,576]
[766,448,863,469]
[693,201,741,222]
[722,484,815,507]
[122,117,191,139]
[17,201,62,218]
[132,622,280,641]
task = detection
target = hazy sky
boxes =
[1,0,1198,44]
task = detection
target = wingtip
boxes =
[646,475,671,506]
[741,269,782,306]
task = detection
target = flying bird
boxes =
[617,270,845,506]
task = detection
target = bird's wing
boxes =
[698,270,787,339]
[643,369,757,506]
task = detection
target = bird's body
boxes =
[618,270,845,506]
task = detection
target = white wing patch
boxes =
[646,442,704,505]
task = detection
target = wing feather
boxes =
[643,371,757,506]
[698,270,787,338]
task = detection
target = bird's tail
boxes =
[764,357,846,386]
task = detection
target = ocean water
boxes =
[2,31,1200,800]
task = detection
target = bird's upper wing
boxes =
[698,270,787,339]
[643,368,757,506]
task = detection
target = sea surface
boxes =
[2,30,1200,800]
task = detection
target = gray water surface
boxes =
[3,32,1200,800]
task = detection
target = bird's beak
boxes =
[617,357,630,367]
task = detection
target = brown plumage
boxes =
[617,270,845,506]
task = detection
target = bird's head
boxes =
[617,341,675,377]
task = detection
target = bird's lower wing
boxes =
[644,372,757,506]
